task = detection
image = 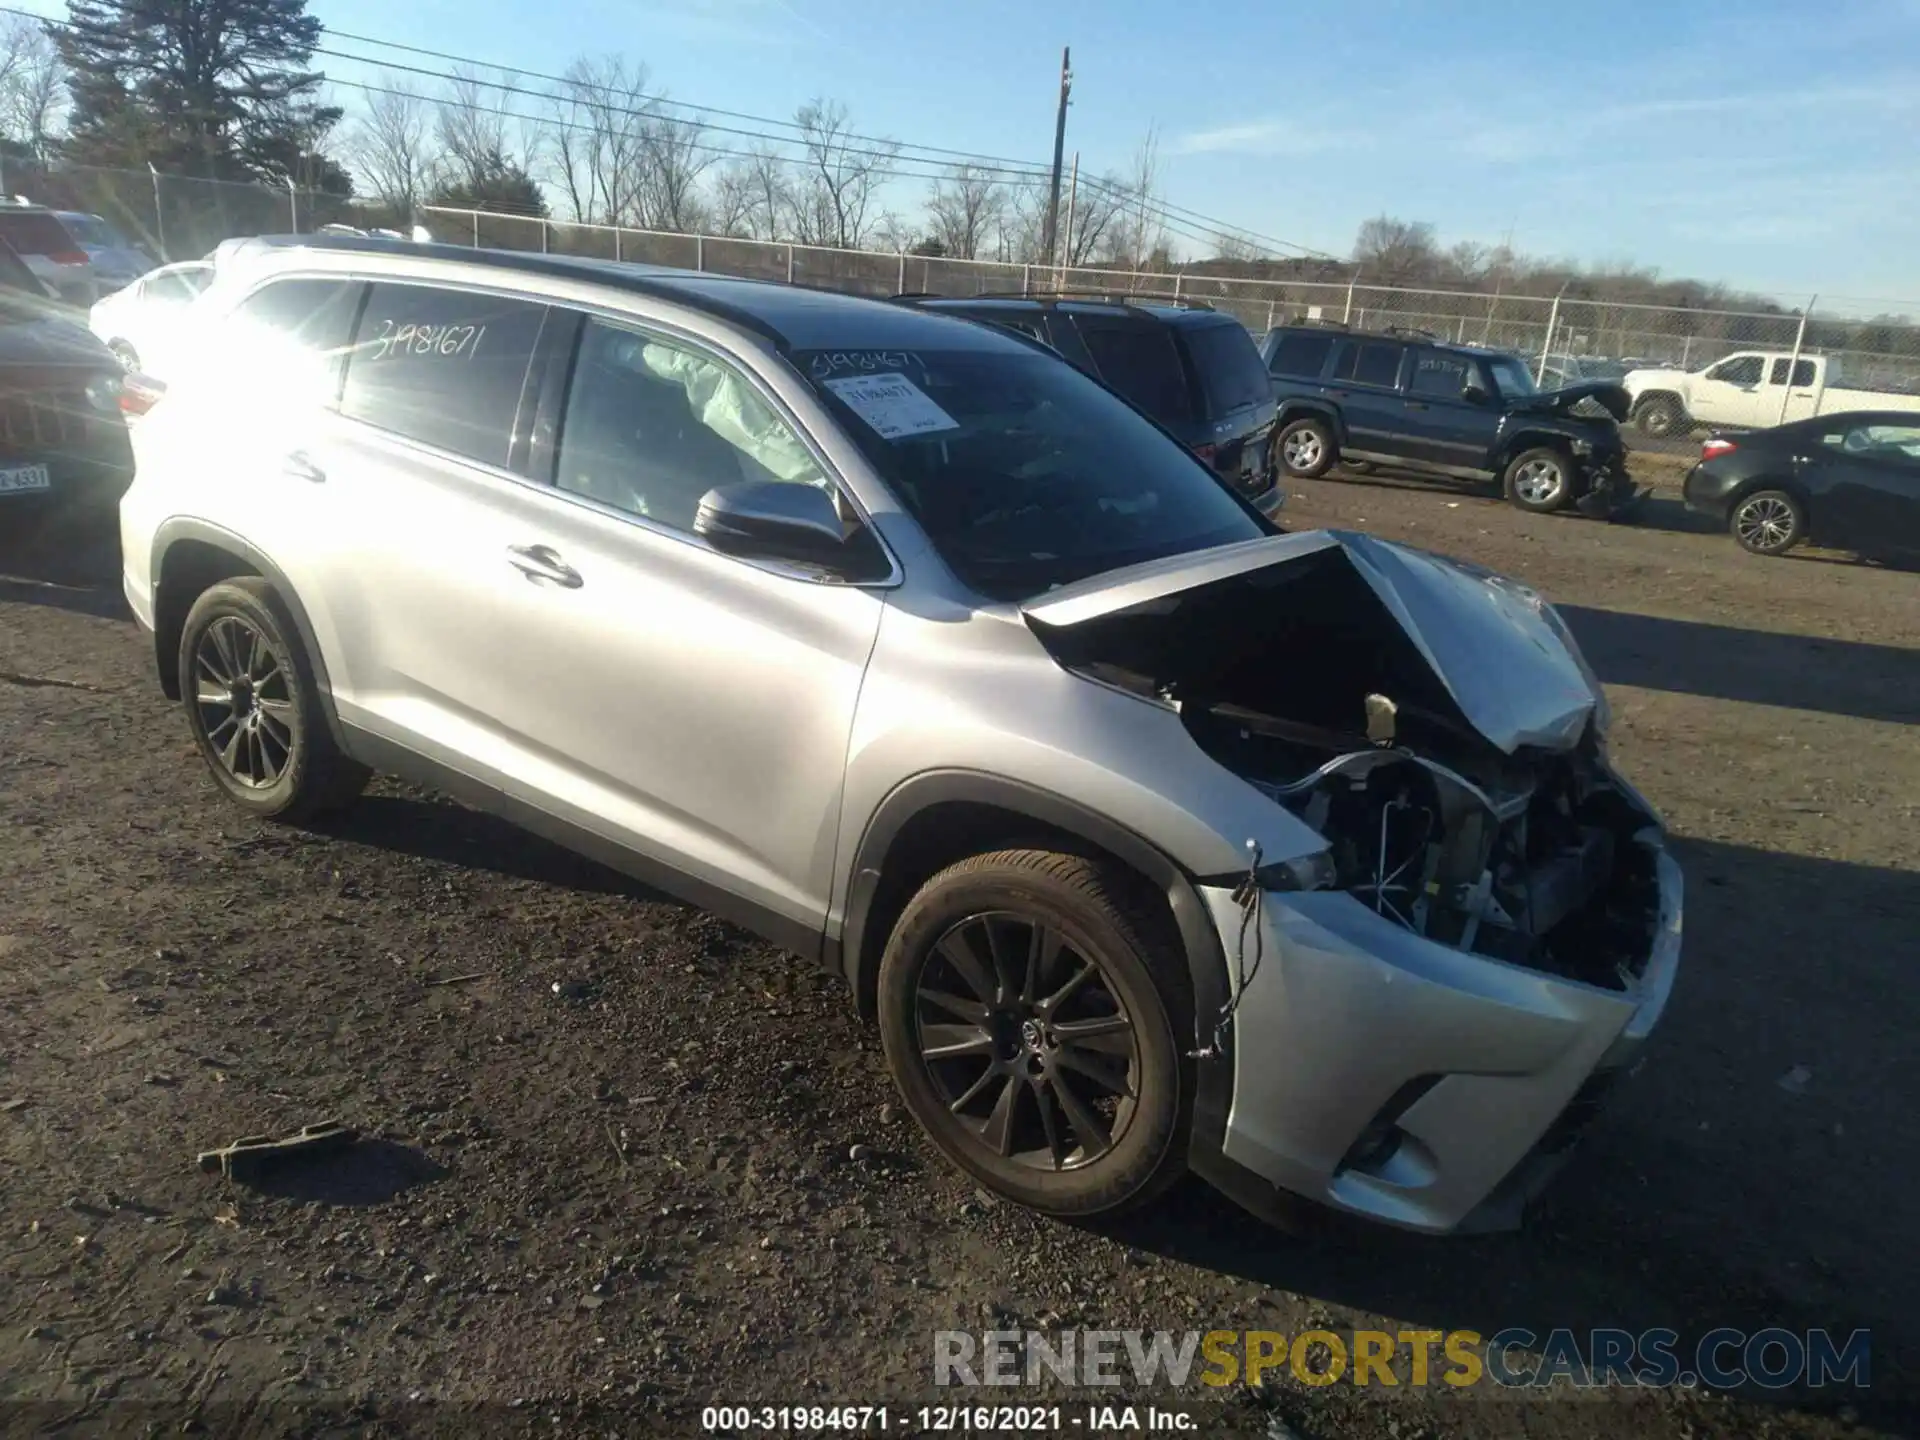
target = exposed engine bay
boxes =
[1027,533,1663,989]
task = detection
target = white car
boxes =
[88,260,214,378]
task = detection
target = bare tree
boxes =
[542,54,651,226]
[1111,124,1167,267]
[435,66,525,192]
[0,16,64,158]
[709,158,756,237]
[996,173,1124,268]
[925,163,1006,261]
[347,76,434,217]
[792,99,896,249]
[1352,215,1439,283]
[637,111,711,232]
[739,145,790,241]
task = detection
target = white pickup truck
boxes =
[1623,351,1920,436]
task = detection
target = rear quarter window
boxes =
[1181,321,1273,417]
[0,211,80,256]
[340,283,548,467]
[1073,322,1194,424]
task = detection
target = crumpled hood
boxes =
[1022,529,1604,754]
[1514,380,1630,421]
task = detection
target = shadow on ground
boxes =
[1559,604,1920,725]
[241,1137,448,1206]
[1106,836,1918,1422]
[309,789,664,900]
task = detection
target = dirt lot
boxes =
[2,453,1916,1439]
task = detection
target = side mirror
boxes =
[1462,382,1490,404]
[694,479,850,564]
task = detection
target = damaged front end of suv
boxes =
[1024,530,1682,1233]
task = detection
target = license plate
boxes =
[0,464,50,494]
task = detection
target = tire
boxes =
[1276,416,1336,478]
[177,577,369,821]
[1342,459,1375,475]
[108,339,139,372]
[1730,488,1805,556]
[876,849,1190,1218]
[1635,394,1685,438]
[1502,446,1576,513]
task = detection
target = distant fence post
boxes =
[1343,275,1357,324]
[615,227,622,263]
[695,234,704,272]
[472,210,480,248]
[147,163,167,261]
[897,249,906,294]
[786,244,794,284]
[1779,298,1815,425]
[1265,298,1275,329]
[1173,274,1183,301]
[540,219,549,253]
[1536,286,1566,384]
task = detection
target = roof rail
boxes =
[898,288,1216,312]
[1382,325,1441,342]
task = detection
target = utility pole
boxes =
[1059,151,1080,281]
[1042,46,1072,266]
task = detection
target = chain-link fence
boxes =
[426,205,1920,397]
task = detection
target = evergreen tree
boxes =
[428,149,547,216]
[55,0,342,181]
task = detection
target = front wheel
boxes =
[1276,417,1337,479]
[1503,447,1575,512]
[1731,488,1805,556]
[876,850,1189,1218]
[1635,395,1685,437]
[178,578,369,821]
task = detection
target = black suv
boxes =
[899,293,1283,514]
[1261,324,1642,516]
[0,237,135,541]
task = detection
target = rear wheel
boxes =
[877,850,1189,1218]
[1503,447,1575,512]
[1730,488,1805,556]
[1276,416,1336,478]
[178,578,369,821]
[108,339,139,372]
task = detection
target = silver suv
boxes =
[120,236,1682,1234]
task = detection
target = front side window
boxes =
[1769,358,1816,386]
[796,347,1267,600]
[555,318,830,534]
[1486,355,1537,397]
[340,283,547,467]
[147,267,211,303]
[1825,422,1920,466]
[1707,356,1763,385]
[1073,323,1195,424]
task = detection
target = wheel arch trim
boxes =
[148,518,349,750]
[838,769,1235,1161]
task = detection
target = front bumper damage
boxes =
[1202,835,1681,1233]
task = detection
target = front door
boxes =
[1811,420,1920,551]
[1398,349,1503,472]
[477,314,888,943]
[1691,354,1770,426]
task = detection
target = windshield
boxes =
[1487,355,1537,397]
[795,347,1270,601]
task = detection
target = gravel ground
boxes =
[1,452,1915,1439]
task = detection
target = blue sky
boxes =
[50,0,1920,302]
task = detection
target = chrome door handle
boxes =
[282,450,325,483]
[507,543,583,589]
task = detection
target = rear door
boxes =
[1767,356,1821,424]
[1399,347,1501,472]
[1325,338,1412,460]
[1809,419,1920,550]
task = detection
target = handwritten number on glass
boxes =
[368,319,488,361]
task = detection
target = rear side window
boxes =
[1408,350,1472,398]
[0,211,79,256]
[1181,321,1272,416]
[342,283,547,467]
[1267,331,1335,379]
[1769,358,1816,386]
[1334,342,1405,388]
[1074,323,1194,424]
